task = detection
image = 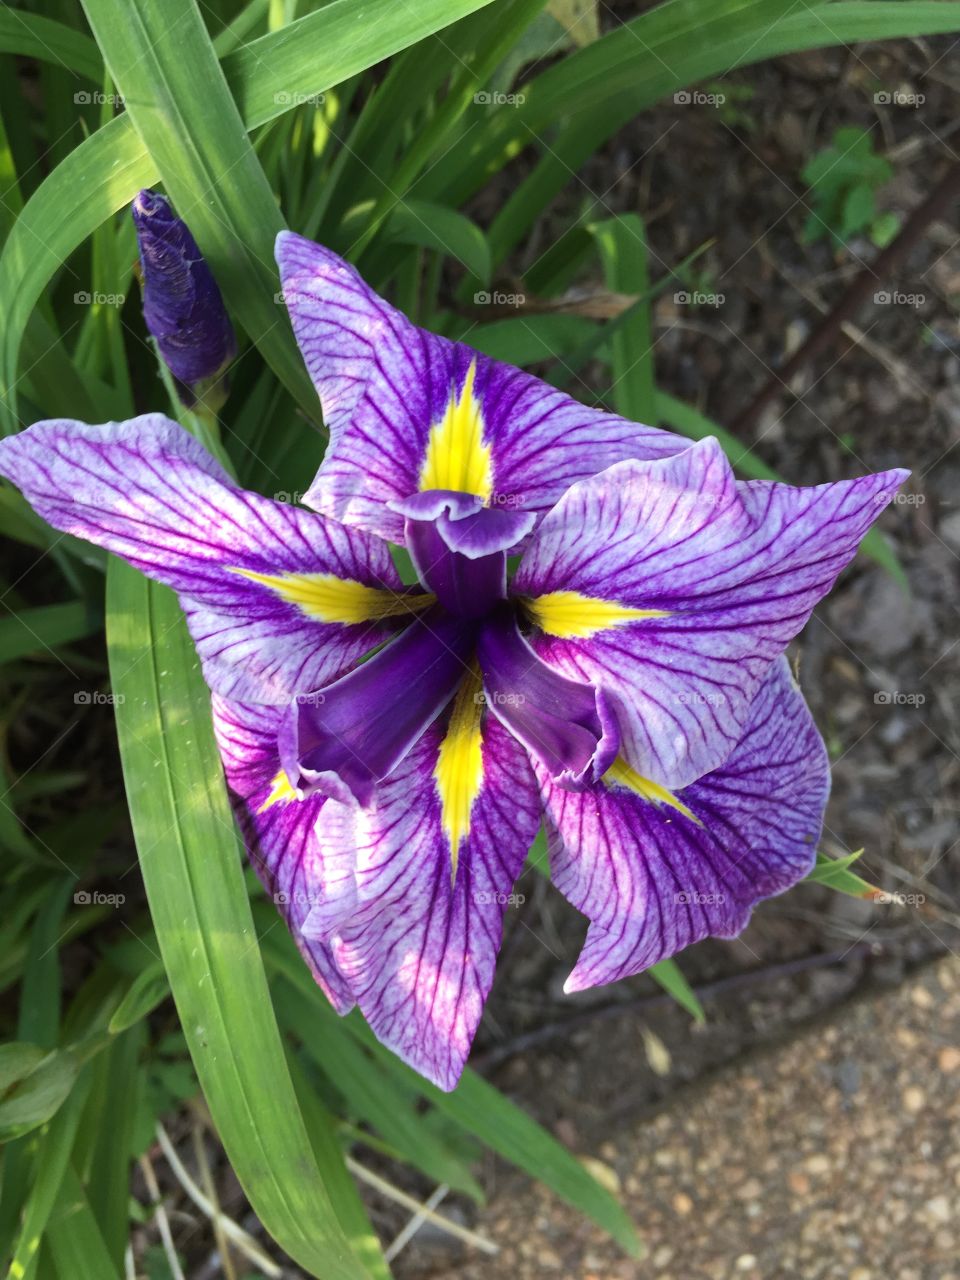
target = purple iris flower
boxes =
[132,190,236,405]
[0,232,907,1090]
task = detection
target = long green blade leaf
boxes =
[105,566,368,1280]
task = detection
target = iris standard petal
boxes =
[280,608,479,806]
[302,691,541,1092]
[539,658,829,992]
[476,610,618,788]
[275,231,685,542]
[390,489,535,618]
[515,437,908,789]
[210,694,355,1013]
[0,415,419,703]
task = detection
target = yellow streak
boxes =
[258,769,299,813]
[523,590,670,639]
[604,756,700,825]
[419,360,493,499]
[231,567,433,624]
[435,667,485,881]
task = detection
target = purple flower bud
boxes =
[132,190,236,403]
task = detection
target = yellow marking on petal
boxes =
[435,666,485,882]
[230,567,434,624]
[258,769,299,813]
[522,590,670,639]
[604,756,701,825]
[419,360,493,499]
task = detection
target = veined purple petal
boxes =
[539,659,828,992]
[133,190,236,395]
[275,231,685,542]
[211,695,354,1013]
[516,437,909,789]
[476,610,618,788]
[0,415,408,702]
[280,609,479,806]
[389,490,535,619]
[302,711,541,1091]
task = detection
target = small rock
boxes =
[672,1192,694,1215]
[902,1086,926,1113]
[938,1046,960,1073]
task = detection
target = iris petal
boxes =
[280,608,479,805]
[476,610,618,788]
[275,231,685,542]
[539,659,829,991]
[516,437,909,789]
[0,415,402,703]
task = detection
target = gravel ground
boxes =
[397,954,960,1279]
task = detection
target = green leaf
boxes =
[0,10,102,80]
[105,568,368,1280]
[648,959,705,1022]
[0,1047,79,1144]
[0,0,500,433]
[805,850,877,898]
[387,200,492,286]
[0,601,101,665]
[107,964,169,1034]
[46,1164,123,1280]
[591,215,656,422]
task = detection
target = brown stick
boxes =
[732,161,960,436]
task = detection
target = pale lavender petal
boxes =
[276,232,685,542]
[303,714,541,1091]
[211,694,354,1013]
[516,437,908,788]
[0,415,406,703]
[540,659,829,992]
